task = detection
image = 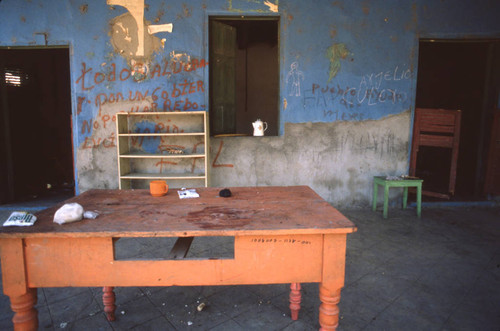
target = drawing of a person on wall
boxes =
[286,62,304,97]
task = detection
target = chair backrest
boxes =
[410,108,462,197]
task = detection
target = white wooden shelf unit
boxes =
[116,111,209,189]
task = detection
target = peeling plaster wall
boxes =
[1,0,499,206]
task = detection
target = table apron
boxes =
[20,234,347,287]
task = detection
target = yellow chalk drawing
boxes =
[326,43,349,83]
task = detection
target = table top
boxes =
[0,186,356,238]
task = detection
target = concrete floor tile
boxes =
[232,304,293,330]
[162,300,232,330]
[376,257,431,282]
[0,315,13,331]
[337,285,390,324]
[207,318,246,330]
[114,237,178,260]
[110,295,163,330]
[62,312,113,331]
[344,253,380,285]
[391,285,454,326]
[37,304,55,330]
[281,317,316,331]
[146,285,205,315]
[416,267,475,300]
[247,283,289,301]
[208,287,260,318]
[363,302,440,331]
[348,272,414,303]
[130,316,176,330]
[442,304,500,331]
[47,291,102,328]
[42,287,92,306]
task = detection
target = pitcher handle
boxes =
[263,122,268,131]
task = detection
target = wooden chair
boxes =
[409,108,461,199]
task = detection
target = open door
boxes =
[415,39,500,200]
[210,20,237,135]
[484,111,500,195]
[484,42,500,196]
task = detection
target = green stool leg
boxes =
[372,181,378,212]
[383,184,389,219]
[416,183,422,218]
[403,187,408,209]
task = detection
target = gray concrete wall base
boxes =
[210,110,411,208]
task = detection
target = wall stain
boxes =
[155,9,165,23]
[331,1,344,10]
[187,207,251,229]
[362,2,369,15]
[177,3,192,19]
[79,4,88,14]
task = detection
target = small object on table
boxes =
[150,180,169,197]
[178,188,199,199]
[372,176,423,218]
[83,210,100,219]
[53,203,84,225]
[3,211,37,227]
[219,188,232,197]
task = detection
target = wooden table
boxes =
[0,186,356,330]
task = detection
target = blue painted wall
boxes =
[1,0,499,196]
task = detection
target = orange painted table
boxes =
[0,186,356,330]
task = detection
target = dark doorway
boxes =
[415,40,500,200]
[0,47,74,204]
[209,17,279,136]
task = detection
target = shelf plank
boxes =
[119,153,205,158]
[119,111,206,116]
[120,173,206,180]
[118,132,205,137]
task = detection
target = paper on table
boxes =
[3,211,37,227]
[178,189,199,199]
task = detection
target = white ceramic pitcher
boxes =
[252,119,268,136]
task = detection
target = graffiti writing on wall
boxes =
[212,140,234,168]
[76,58,208,89]
[304,65,412,120]
[76,57,208,150]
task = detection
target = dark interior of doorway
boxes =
[209,18,279,136]
[415,40,496,201]
[0,47,74,205]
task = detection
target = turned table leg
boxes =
[289,282,301,320]
[102,287,116,321]
[9,288,38,331]
[319,285,341,331]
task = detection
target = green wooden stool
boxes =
[372,176,423,218]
